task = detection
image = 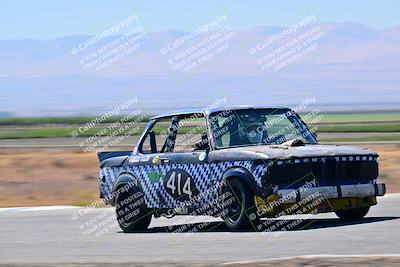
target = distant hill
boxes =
[1,23,399,116]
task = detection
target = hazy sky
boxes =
[1,0,399,39]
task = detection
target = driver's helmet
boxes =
[238,115,265,144]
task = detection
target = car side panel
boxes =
[99,157,268,209]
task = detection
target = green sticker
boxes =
[148,171,163,183]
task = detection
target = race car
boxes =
[97,106,386,232]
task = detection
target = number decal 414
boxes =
[164,169,199,201]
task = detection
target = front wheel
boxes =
[335,207,370,221]
[221,178,259,231]
[115,185,151,232]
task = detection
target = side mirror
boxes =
[149,131,157,153]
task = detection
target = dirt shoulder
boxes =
[0,144,398,208]
[0,148,100,207]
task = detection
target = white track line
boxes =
[380,193,400,199]
[0,205,79,212]
[221,254,400,265]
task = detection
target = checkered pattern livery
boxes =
[99,154,377,209]
[99,160,269,208]
[252,164,268,187]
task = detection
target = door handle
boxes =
[159,157,170,164]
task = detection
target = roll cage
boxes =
[133,111,213,155]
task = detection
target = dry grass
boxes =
[0,148,99,207]
[370,144,400,192]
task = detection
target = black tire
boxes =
[221,177,259,231]
[115,184,151,232]
[335,207,370,221]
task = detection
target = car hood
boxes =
[219,144,377,160]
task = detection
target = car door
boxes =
[151,115,213,211]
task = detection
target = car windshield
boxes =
[209,109,317,149]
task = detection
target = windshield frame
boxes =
[208,108,318,150]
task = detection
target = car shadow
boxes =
[121,216,400,233]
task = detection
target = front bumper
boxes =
[277,183,386,204]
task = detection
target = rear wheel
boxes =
[335,207,370,221]
[221,178,259,231]
[115,184,151,232]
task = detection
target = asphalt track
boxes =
[1,195,400,265]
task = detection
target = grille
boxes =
[266,155,378,189]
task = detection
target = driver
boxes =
[237,116,266,144]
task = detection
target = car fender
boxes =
[221,166,258,194]
[112,172,140,195]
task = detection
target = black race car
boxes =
[97,106,385,232]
